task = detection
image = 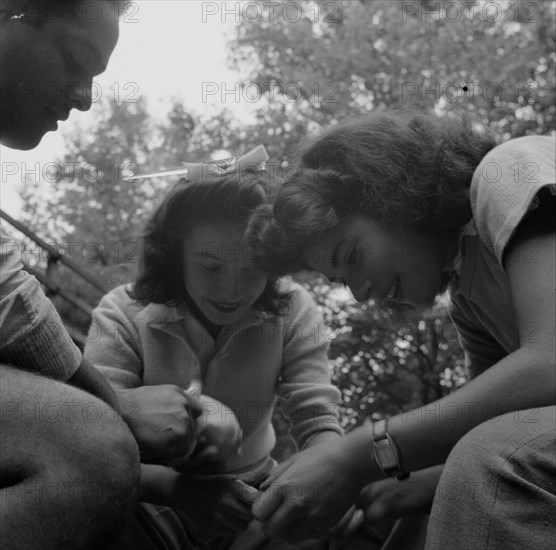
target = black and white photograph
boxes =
[1,1,555,549]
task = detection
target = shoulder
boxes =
[474,135,554,180]
[470,135,555,262]
[95,284,143,324]
[277,277,318,315]
[273,278,324,346]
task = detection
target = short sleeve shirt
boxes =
[449,135,555,378]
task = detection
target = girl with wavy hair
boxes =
[85,169,345,549]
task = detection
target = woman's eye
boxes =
[202,264,221,272]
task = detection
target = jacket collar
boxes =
[138,301,268,341]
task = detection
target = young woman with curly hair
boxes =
[253,111,555,550]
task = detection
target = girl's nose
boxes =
[221,271,242,302]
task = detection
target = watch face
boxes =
[375,440,397,469]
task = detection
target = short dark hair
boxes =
[129,170,291,316]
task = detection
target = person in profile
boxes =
[1,2,141,548]
[253,111,555,549]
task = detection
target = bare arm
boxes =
[390,226,555,471]
[253,228,555,539]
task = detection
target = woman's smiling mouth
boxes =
[209,300,241,313]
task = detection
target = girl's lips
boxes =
[209,300,241,313]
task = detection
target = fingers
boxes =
[183,386,203,418]
[224,494,254,523]
[232,480,260,506]
[344,508,364,536]
[179,445,226,472]
[330,505,364,539]
[259,456,295,491]
[258,502,302,541]
[251,479,285,523]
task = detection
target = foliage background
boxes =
[16,0,555,458]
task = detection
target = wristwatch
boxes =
[371,419,410,480]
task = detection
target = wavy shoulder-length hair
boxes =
[130,170,290,315]
[261,111,497,274]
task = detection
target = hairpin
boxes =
[123,145,269,182]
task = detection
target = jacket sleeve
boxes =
[276,282,344,449]
[84,285,144,389]
[0,224,81,379]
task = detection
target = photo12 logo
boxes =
[401,1,540,23]
[0,81,141,106]
[201,81,339,105]
[201,1,342,24]
[401,81,538,104]
[2,1,140,24]
[1,160,138,185]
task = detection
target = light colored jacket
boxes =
[85,279,343,471]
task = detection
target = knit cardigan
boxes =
[85,279,343,471]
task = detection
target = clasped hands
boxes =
[116,387,437,544]
[116,384,256,536]
[116,384,242,470]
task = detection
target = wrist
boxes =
[114,388,138,424]
[343,424,383,485]
[303,430,343,449]
[370,418,410,480]
[140,464,180,506]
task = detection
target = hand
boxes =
[116,385,201,461]
[176,395,242,472]
[328,505,364,540]
[356,465,443,524]
[252,432,371,542]
[171,475,259,537]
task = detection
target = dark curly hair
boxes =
[129,170,291,316]
[262,111,497,274]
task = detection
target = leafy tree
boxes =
[223,0,555,445]
[228,0,555,154]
